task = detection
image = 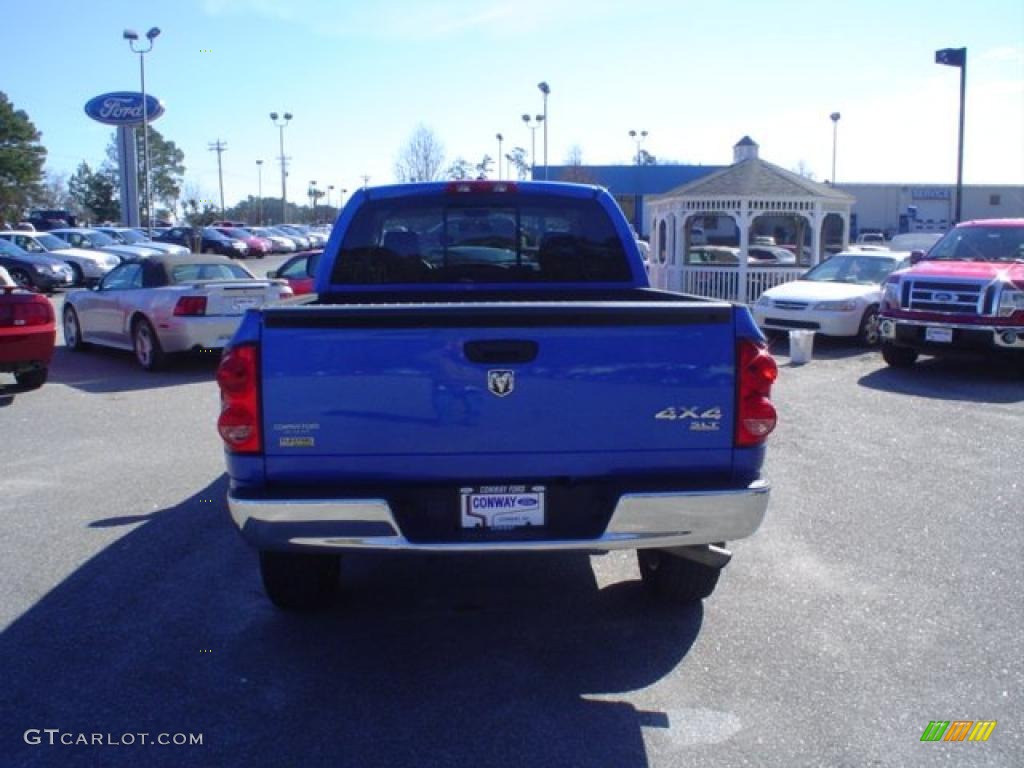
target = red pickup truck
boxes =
[879,219,1024,368]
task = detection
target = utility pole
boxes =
[361,175,371,188]
[256,159,263,225]
[208,139,228,214]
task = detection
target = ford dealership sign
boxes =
[84,92,164,126]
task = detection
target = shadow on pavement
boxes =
[763,333,875,363]
[47,345,220,394]
[1,476,701,768]
[858,355,1024,403]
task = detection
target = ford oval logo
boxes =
[84,92,165,126]
[517,498,538,508]
[933,292,956,303]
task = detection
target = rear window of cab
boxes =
[330,193,632,285]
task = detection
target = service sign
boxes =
[84,92,165,126]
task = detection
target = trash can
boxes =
[789,330,815,365]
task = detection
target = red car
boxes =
[0,271,56,390]
[267,250,322,295]
[215,228,273,259]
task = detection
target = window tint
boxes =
[928,226,1024,262]
[330,193,632,285]
[170,263,252,283]
[803,255,899,284]
[101,263,143,291]
[281,257,309,278]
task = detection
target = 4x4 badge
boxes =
[487,370,515,397]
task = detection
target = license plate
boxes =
[460,485,546,530]
[925,327,953,343]
[232,297,259,312]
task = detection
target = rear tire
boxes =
[638,549,722,603]
[14,367,47,390]
[881,343,918,368]
[259,551,340,611]
[132,317,166,371]
[63,305,87,350]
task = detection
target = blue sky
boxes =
[5,0,1023,211]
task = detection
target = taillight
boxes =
[217,344,261,453]
[174,296,208,316]
[736,339,778,447]
[0,297,53,328]
[446,181,518,194]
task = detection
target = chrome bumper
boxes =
[879,318,1024,349]
[228,480,770,553]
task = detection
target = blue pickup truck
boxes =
[217,181,777,611]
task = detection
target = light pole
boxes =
[496,133,504,180]
[537,81,550,179]
[270,111,292,224]
[829,112,841,184]
[309,180,317,223]
[327,184,335,213]
[936,47,967,223]
[522,114,543,178]
[629,130,648,233]
[340,188,348,208]
[123,26,160,235]
[256,159,263,225]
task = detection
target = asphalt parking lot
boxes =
[1,297,1021,767]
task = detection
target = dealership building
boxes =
[538,138,1023,239]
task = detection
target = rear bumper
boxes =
[228,480,770,553]
[752,306,863,336]
[155,316,244,353]
[0,326,56,372]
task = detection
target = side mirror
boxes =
[266,270,277,278]
[909,250,925,264]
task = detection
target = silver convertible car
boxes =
[62,254,293,370]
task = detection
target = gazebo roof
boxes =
[657,157,855,202]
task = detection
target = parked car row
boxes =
[0,231,120,287]
[750,219,1024,368]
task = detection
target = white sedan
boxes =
[752,251,911,345]
[63,254,292,370]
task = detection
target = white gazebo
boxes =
[647,137,855,303]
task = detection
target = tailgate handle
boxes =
[464,340,538,364]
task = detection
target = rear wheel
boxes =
[14,367,47,390]
[132,317,166,371]
[259,551,340,611]
[63,305,87,350]
[857,306,881,346]
[637,549,722,603]
[881,343,918,368]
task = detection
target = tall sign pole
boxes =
[116,126,140,226]
[935,47,967,223]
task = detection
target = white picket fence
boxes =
[652,265,807,304]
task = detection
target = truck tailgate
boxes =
[260,301,737,482]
